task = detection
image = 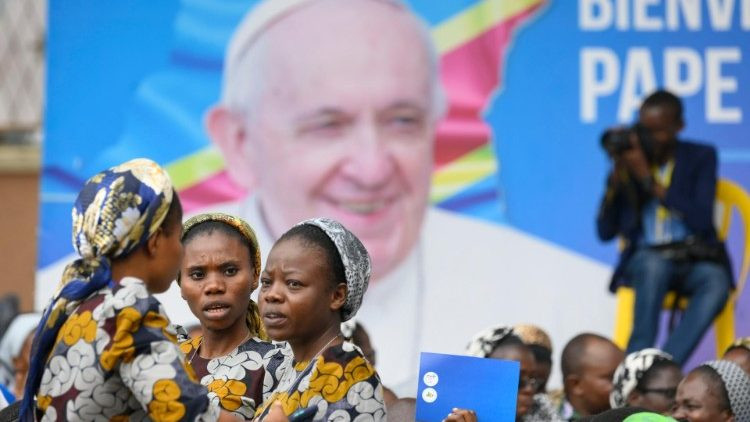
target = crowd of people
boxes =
[0,157,748,422]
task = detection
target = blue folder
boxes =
[415,352,520,422]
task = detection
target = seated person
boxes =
[672,360,750,422]
[514,324,554,393]
[722,338,750,375]
[254,218,385,420]
[597,90,732,365]
[19,159,236,421]
[466,325,562,422]
[178,213,290,419]
[609,348,682,414]
[558,333,624,420]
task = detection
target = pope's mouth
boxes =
[323,196,398,216]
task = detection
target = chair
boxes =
[613,178,750,356]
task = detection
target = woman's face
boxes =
[489,344,536,418]
[259,238,345,345]
[180,230,254,334]
[672,372,733,422]
[628,365,682,414]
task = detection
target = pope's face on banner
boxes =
[208,0,438,280]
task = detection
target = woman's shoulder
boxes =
[316,341,380,383]
[179,335,202,355]
[100,277,163,317]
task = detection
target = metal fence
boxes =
[0,0,45,144]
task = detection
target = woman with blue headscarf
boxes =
[20,159,234,421]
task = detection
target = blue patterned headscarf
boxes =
[21,158,175,420]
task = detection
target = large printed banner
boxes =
[40,0,750,391]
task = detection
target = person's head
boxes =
[723,338,750,376]
[673,361,750,422]
[638,90,684,161]
[466,326,537,418]
[342,320,376,364]
[610,349,682,414]
[207,0,446,281]
[21,158,181,419]
[259,218,371,347]
[562,333,625,416]
[64,158,184,294]
[179,213,266,339]
[0,313,41,397]
[514,324,553,393]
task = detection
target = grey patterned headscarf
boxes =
[609,348,675,408]
[704,360,750,421]
[297,218,371,321]
[466,326,517,358]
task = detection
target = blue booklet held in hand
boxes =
[416,352,520,422]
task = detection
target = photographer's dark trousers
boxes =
[625,248,730,364]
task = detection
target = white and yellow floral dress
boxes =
[254,341,386,421]
[35,277,218,421]
[179,336,291,420]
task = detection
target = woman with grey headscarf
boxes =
[254,218,385,421]
[609,348,682,414]
[673,360,750,422]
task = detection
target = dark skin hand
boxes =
[612,134,667,201]
[443,408,477,422]
[259,402,288,422]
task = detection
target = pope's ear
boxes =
[205,105,257,190]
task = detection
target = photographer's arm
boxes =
[597,169,624,241]
[662,148,717,234]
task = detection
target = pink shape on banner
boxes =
[434,2,545,169]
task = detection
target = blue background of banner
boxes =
[40,0,750,363]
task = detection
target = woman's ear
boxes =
[330,283,347,312]
[146,228,163,258]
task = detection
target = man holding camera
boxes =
[597,90,732,364]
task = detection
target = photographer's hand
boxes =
[622,132,650,180]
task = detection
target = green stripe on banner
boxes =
[166,147,225,191]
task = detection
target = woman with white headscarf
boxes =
[609,348,682,414]
[254,218,385,421]
[0,313,41,400]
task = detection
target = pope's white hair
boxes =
[220,0,447,120]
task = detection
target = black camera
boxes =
[600,123,656,162]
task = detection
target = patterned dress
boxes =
[255,341,386,421]
[35,277,217,421]
[179,336,291,420]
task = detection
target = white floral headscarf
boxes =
[296,218,371,321]
[610,348,675,408]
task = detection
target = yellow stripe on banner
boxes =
[430,144,498,203]
[432,0,544,54]
[165,147,225,191]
